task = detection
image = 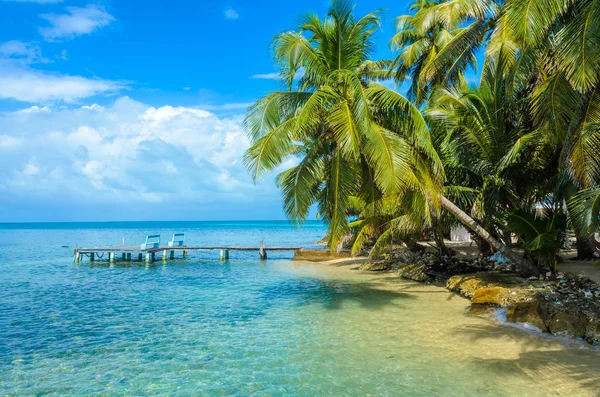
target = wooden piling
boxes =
[220,249,229,261]
[162,249,167,261]
[138,253,143,261]
[109,252,115,263]
[127,253,131,261]
[170,250,174,260]
[90,253,95,262]
[259,241,267,260]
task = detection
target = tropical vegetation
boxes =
[244,0,600,276]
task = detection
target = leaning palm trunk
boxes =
[439,196,539,276]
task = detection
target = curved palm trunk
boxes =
[440,195,539,276]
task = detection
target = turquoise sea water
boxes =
[1,221,599,396]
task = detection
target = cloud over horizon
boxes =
[0,97,285,221]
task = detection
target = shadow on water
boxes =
[452,324,600,392]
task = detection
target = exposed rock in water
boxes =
[399,264,434,282]
[505,301,546,331]
[446,271,600,345]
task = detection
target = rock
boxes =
[506,301,546,330]
[446,272,530,299]
[538,300,588,338]
[585,318,600,346]
[360,260,392,272]
[472,286,537,307]
[399,264,433,282]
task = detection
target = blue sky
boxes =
[0,0,414,222]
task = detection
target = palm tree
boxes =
[486,0,600,257]
[391,0,500,104]
[246,0,537,274]
[244,0,440,251]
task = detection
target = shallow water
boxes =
[1,222,599,396]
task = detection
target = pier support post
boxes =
[220,249,229,261]
[162,249,167,262]
[170,251,174,260]
[74,250,79,264]
[259,240,267,261]
[109,252,115,263]
[151,252,156,262]
[90,253,95,262]
[145,252,151,263]
[122,253,126,261]
[138,253,142,262]
[183,250,187,259]
[127,253,131,261]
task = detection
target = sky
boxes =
[0,0,414,222]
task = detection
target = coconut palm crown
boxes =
[243,0,442,251]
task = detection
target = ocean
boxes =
[1,221,599,396]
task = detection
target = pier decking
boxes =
[74,244,302,263]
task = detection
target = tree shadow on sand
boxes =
[451,324,600,392]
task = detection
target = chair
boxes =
[168,233,185,247]
[141,235,161,250]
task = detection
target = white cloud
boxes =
[224,8,239,19]
[80,103,104,111]
[0,97,283,220]
[17,105,52,113]
[0,40,48,64]
[250,73,279,80]
[39,4,115,41]
[0,63,123,102]
[23,161,40,176]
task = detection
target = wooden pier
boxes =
[74,243,302,264]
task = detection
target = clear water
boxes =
[1,221,599,396]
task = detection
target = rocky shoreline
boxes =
[357,249,600,346]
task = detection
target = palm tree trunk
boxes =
[440,195,539,276]
[575,234,596,259]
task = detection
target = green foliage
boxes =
[507,208,568,272]
[245,0,600,270]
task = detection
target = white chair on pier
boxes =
[141,235,161,250]
[168,233,185,247]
